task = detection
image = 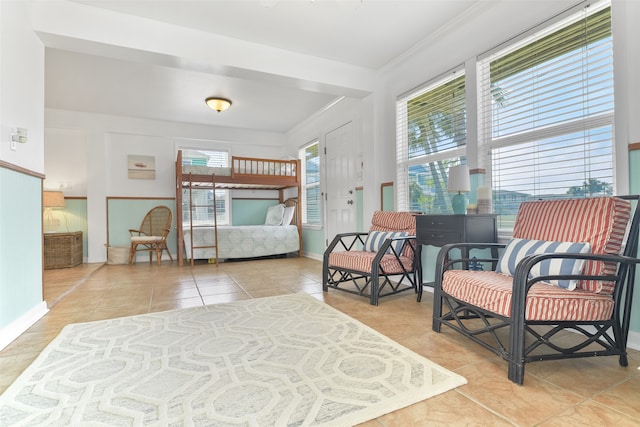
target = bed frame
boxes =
[175,150,302,266]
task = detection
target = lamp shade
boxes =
[447,165,470,193]
[43,191,65,208]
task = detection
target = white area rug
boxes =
[0,294,466,426]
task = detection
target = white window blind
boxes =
[300,140,321,225]
[396,72,466,213]
[181,149,230,225]
[479,3,613,228]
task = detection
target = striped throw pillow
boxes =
[496,238,591,290]
[363,231,408,254]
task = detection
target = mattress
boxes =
[183,225,299,260]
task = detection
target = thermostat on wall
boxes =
[11,128,28,144]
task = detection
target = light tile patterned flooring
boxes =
[1,257,640,426]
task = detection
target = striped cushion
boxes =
[328,251,414,275]
[442,270,614,321]
[369,211,416,233]
[496,238,591,290]
[513,197,631,294]
[363,231,408,253]
[369,211,416,259]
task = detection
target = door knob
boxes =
[347,200,353,205]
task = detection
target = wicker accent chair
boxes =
[323,211,417,305]
[432,195,640,384]
[129,205,174,265]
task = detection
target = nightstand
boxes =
[415,214,497,288]
[44,231,83,269]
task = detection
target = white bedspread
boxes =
[183,225,299,260]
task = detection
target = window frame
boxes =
[179,148,231,226]
[477,1,614,230]
[396,69,467,213]
[299,139,322,228]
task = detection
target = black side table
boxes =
[415,214,498,291]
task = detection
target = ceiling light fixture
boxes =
[205,97,232,113]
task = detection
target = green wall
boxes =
[302,228,325,257]
[232,199,280,225]
[382,183,394,211]
[0,168,43,329]
[53,198,89,259]
[107,198,177,250]
[356,188,364,232]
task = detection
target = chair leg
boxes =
[164,244,173,261]
[129,244,136,264]
[156,245,162,265]
[370,270,379,306]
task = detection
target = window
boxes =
[397,72,467,213]
[479,3,613,228]
[181,149,230,225]
[300,140,321,225]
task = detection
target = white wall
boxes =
[0,1,47,350]
[0,1,44,171]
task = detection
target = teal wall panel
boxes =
[107,199,177,251]
[302,228,325,257]
[63,199,88,258]
[382,183,394,211]
[232,199,279,225]
[356,188,364,232]
[0,167,43,329]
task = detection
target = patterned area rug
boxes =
[0,294,466,426]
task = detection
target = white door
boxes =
[325,122,357,247]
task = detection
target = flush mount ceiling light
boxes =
[205,97,232,113]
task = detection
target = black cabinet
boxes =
[416,214,497,287]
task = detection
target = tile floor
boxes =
[1,257,639,426]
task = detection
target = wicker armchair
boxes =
[432,195,640,384]
[323,211,417,305]
[128,206,173,265]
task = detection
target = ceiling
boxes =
[43,0,483,133]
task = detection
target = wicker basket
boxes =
[44,231,83,269]
[107,246,130,265]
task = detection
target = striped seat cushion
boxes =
[512,197,631,294]
[442,270,614,321]
[328,251,414,275]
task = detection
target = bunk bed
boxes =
[175,149,303,267]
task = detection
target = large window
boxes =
[479,4,613,228]
[300,140,321,225]
[181,149,230,225]
[397,72,467,213]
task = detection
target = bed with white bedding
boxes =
[183,224,300,260]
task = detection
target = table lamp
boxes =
[447,165,470,214]
[43,190,65,232]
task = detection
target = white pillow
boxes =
[265,204,285,225]
[282,206,296,226]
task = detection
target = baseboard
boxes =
[628,330,640,351]
[302,251,322,261]
[0,301,49,351]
